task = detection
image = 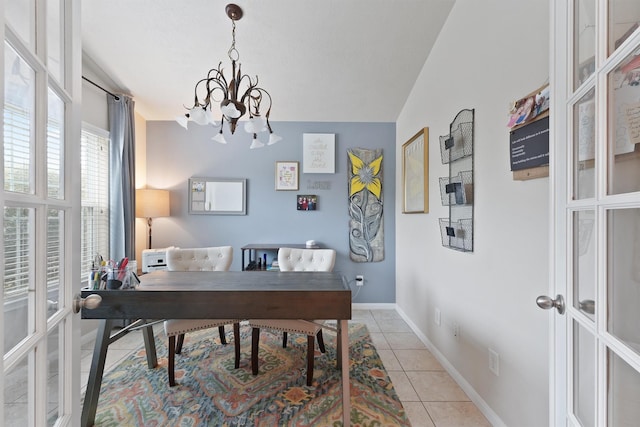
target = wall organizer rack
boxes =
[439,109,475,252]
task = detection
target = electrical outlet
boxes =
[434,308,441,326]
[355,275,364,286]
[452,322,459,339]
[489,348,500,376]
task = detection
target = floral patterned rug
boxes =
[90,322,410,426]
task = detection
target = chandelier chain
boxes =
[228,20,239,62]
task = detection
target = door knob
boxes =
[536,294,565,314]
[73,294,102,313]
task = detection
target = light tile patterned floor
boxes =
[353,309,491,427]
[81,310,492,426]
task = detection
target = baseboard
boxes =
[394,305,507,427]
[352,303,397,310]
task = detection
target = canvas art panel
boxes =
[347,148,384,262]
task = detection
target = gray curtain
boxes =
[108,94,136,261]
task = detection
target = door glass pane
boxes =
[607,48,640,195]
[47,89,64,199]
[607,208,640,352]
[3,353,33,426]
[47,0,64,83]
[573,88,596,199]
[47,209,63,319]
[3,207,35,354]
[574,0,596,90]
[573,210,596,319]
[608,1,640,56]
[47,323,63,425]
[607,349,640,425]
[4,43,35,194]
[5,0,35,48]
[573,320,595,427]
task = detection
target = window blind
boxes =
[80,126,110,275]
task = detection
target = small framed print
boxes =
[297,195,317,210]
[275,161,299,191]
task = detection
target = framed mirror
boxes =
[188,177,247,215]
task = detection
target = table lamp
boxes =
[136,188,170,249]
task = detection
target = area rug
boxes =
[90,322,410,426]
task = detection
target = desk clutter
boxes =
[88,255,139,290]
[244,254,278,270]
[240,243,321,271]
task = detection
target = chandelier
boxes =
[177,3,281,149]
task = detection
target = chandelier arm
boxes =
[205,65,229,102]
[205,79,228,106]
[241,87,272,117]
[190,77,215,108]
[208,63,228,90]
[206,85,228,105]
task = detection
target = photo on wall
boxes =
[297,195,317,211]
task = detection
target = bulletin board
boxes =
[508,84,550,181]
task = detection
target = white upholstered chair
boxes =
[164,246,240,386]
[249,247,336,386]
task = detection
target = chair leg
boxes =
[316,330,326,353]
[176,334,185,354]
[233,322,240,369]
[168,335,176,387]
[306,335,315,386]
[218,325,227,345]
[252,327,260,375]
[282,331,288,348]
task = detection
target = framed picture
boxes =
[402,128,429,213]
[188,177,247,215]
[275,161,299,191]
[297,195,317,210]
[303,133,335,173]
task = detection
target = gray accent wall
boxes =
[145,120,396,303]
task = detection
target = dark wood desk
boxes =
[80,270,352,426]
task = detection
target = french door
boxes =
[548,1,640,425]
[2,1,82,426]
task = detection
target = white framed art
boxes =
[303,133,335,173]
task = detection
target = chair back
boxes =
[278,248,336,272]
[166,246,233,271]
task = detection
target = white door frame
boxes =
[1,0,82,425]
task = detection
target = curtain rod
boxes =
[82,76,120,100]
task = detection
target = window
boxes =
[80,124,110,277]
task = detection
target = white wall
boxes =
[395,1,550,426]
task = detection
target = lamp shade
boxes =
[136,189,170,218]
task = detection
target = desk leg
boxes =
[81,319,113,427]
[338,319,350,425]
[141,320,157,368]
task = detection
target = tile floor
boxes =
[353,309,491,427]
[81,309,492,427]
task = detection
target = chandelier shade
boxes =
[179,3,281,149]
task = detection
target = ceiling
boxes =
[81,0,455,123]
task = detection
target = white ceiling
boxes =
[81,0,455,123]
